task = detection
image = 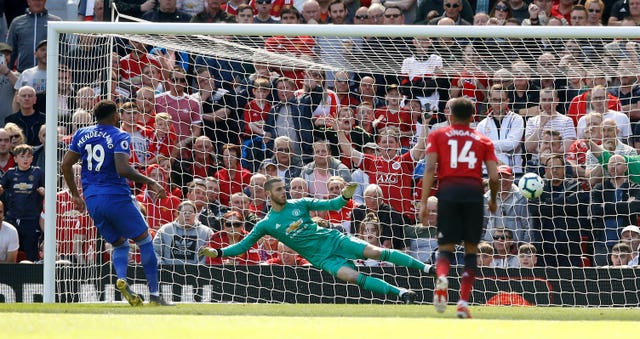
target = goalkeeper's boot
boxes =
[456,301,472,319]
[433,276,448,313]
[400,290,416,304]
[149,294,175,306]
[424,264,437,278]
[116,278,144,307]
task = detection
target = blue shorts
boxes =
[85,194,148,244]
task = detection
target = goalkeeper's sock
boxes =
[436,251,453,278]
[380,249,428,271]
[356,273,400,296]
[111,241,130,279]
[137,235,160,296]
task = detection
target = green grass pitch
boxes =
[1,303,638,338]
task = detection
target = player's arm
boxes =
[199,226,266,258]
[485,160,499,214]
[420,152,438,225]
[114,153,166,198]
[61,150,85,211]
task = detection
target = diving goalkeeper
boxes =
[199,177,435,303]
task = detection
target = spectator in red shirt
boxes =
[325,176,359,234]
[214,144,252,207]
[266,241,311,265]
[119,40,161,82]
[136,164,181,230]
[206,211,261,265]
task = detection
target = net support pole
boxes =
[43,25,61,304]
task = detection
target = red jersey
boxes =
[248,0,293,16]
[119,53,161,81]
[56,190,96,261]
[135,191,181,230]
[243,99,271,135]
[327,199,358,228]
[360,152,416,218]
[148,131,177,160]
[265,255,310,265]
[567,92,621,126]
[426,124,497,188]
[214,166,253,207]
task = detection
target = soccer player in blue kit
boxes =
[61,100,173,306]
[200,177,436,303]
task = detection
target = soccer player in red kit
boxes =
[420,97,499,318]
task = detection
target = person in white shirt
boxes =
[524,88,576,155]
[576,85,631,143]
[0,201,19,263]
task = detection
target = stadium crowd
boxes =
[0,0,639,269]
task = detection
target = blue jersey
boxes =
[69,124,132,198]
[0,166,44,220]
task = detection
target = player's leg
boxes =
[433,195,463,313]
[334,265,415,303]
[131,230,173,306]
[361,244,435,276]
[111,237,144,306]
[456,197,484,319]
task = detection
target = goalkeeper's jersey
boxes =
[221,196,348,265]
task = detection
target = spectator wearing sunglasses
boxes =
[415,0,473,25]
[205,210,261,265]
[584,0,604,26]
[490,228,519,268]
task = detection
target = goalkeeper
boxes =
[200,177,435,303]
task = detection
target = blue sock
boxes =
[111,242,130,280]
[137,235,160,295]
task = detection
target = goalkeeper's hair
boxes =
[264,177,284,192]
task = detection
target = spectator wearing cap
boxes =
[620,225,640,266]
[0,43,18,122]
[483,164,530,243]
[476,84,525,176]
[13,40,46,104]
[7,1,60,72]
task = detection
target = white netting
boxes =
[45,19,640,306]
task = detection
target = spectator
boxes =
[566,112,603,186]
[6,0,60,72]
[0,144,44,262]
[295,68,339,132]
[507,0,529,23]
[353,6,369,24]
[153,200,213,264]
[13,40,47,97]
[242,77,272,149]
[0,43,18,122]
[585,119,637,187]
[608,242,633,267]
[147,112,177,166]
[528,154,587,267]
[490,0,511,25]
[0,201,18,263]
[408,195,439,263]
[135,86,158,128]
[524,88,576,156]
[483,165,530,243]
[119,40,161,83]
[358,77,385,109]
[0,128,15,176]
[367,3,386,25]
[5,86,46,146]
[508,71,540,117]
[263,76,318,162]
[476,84,525,175]
[301,0,322,23]
[351,184,407,249]
[4,122,25,150]
[139,63,166,95]
[288,177,310,199]
[522,0,553,25]
[190,0,236,22]
[620,225,640,266]
[354,213,394,267]
[609,0,640,26]
[609,61,640,125]
[143,0,192,22]
[427,0,471,25]
[477,242,494,267]
[372,84,410,136]
[235,4,255,24]
[136,164,181,231]
[262,136,303,192]
[324,176,359,233]
[490,228,519,268]
[214,144,252,207]
[191,66,239,154]
[254,0,280,23]
[325,106,374,156]
[301,140,352,199]
[415,0,473,25]
[265,241,311,265]
[198,176,229,231]
[247,173,269,219]
[584,0,604,26]
[517,242,538,268]
[567,79,621,127]
[206,210,261,265]
[338,118,429,222]
[589,155,640,266]
[119,101,152,167]
[155,68,202,157]
[576,85,630,143]
[550,0,574,24]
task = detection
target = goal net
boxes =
[43,17,640,306]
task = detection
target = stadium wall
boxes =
[0,265,638,306]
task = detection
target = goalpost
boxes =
[44,21,640,305]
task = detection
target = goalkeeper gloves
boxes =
[341,182,358,200]
[198,247,221,258]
